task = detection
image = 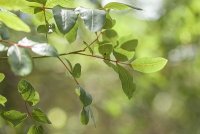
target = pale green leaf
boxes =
[0,73,5,83]
[103,1,142,10]
[132,57,168,73]
[0,94,7,107]
[32,108,51,124]
[27,125,44,134]
[1,110,28,127]
[80,107,90,125]
[0,10,30,32]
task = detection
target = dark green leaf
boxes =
[1,110,28,127]
[103,1,142,10]
[117,64,136,99]
[7,45,33,76]
[113,50,128,61]
[76,86,92,106]
[27,125,44,134]
[37,24,55,34]
[102,29,118,43]
[32,108,51,124]
[0,25,9,40]
[31,43,58,57]
[98,43,113,57]
[18,80,40,106]
[75,7,106,32]
[53,5,78,34]
[121,39,138,52]
[34,7,43,14]
[72,63,81,78]
[26,0,47,5]
[131,57,168,73]
[0,94,7,107]
[103,13,116,29]
[0,73,5,83]
[80,107,90,125]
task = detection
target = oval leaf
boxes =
[28,125,44,134]
[98,43,113,57]
[75,7,106,32]
[53,5,78,34]
[132,57,168,73]
[7,45,33,76]
[32,108,51,124]
[72,63,81,78]
[0,10,30,32]
[0,94,7,107]
[76,86,92,106]
[1,110,28,127]
[80,107,90,125]
[121,39,138,52]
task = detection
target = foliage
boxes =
[0,0,168,133]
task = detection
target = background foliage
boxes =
[0,0,200,134]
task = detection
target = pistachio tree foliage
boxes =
[0,0,167,133]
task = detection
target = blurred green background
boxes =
[1,0,200,134]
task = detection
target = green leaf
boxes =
[80,107,90,125]
[32,108,51,124]
[65,58,73,71]
[31,43,58,57]
[7,45,33,76]
[65,22,78,43]
[18,80,40,106]
[0,25,10,40]
[103,13,116,29]
[75,7,106,32]
[121,39,138,52]
[0,73,5,83]
[0,43,8,52]
[53,5,78,34]
[98,43,113,57]
[103,1,142,10]
[113,50,128,62]
[37,24,55,34]
[1,110,28,127]
[26,0,47,5]
[0,10,30,32]
[72,63,81,78]
[76,86,92,106]
[27,125,44,134]
[34,7,43,14]
[102,29,118,43]
[114,48,135,62]
[132,57,168,73]
[0,94,7,107]
[117,64,136,99]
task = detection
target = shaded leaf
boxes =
[65,58,73,71]
[72,63,81,78]
[0,94,7,107]
[0,25,9,40]
[34,7,43,14]
[75,7,106,32]
[37,24,55,34]
[102,29,118,43]
[0,10,30,32]
[132,57,168,73]
[1,110,28,127]
[113,50,128,61]
[121,39,138,52]
[53,5,78,34]
[27,125,44,134]
[117,64,136,99]
[18,80,40,106]
[7,45,32,76]
[80,107,90,125]
[65,22,78,43]
[32,108,51,124]
[103,13,116,29]
[76,86,92,106]
[98,43,113,57]
[26,0,47,5]
[0,73,5,83]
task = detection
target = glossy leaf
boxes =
[0,94,7,107]
[18,80,40,106]
[31,43,58,57]
[75,7,106,32]
[132,57,168,73]
[7,45,33,76]
[53,5,78,34]
[72,63,81,78]
[32,108,51,124]
[121,39,138,52]
[76,86,92,106]
[117,65,136,99]
[27,125,44,134]
[0,10,30,32]
[1,110,28,127]
[0,73,5,83]
[80,107,90,125]
[103,1,142,10]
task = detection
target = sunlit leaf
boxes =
[0,10,30,32]
[32,108,51,124]
[132,57,168,73]
[1,110,28,127]
[80,107,90,125]
[117,64,136,99]
[103,1,142,10]
[18,80,40,106]
[53,5,78,34]
[75,7,106,32]
[76,86,92,106]
[27,125,44,134]
[0,94,7,107]
[7,45,33,76]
